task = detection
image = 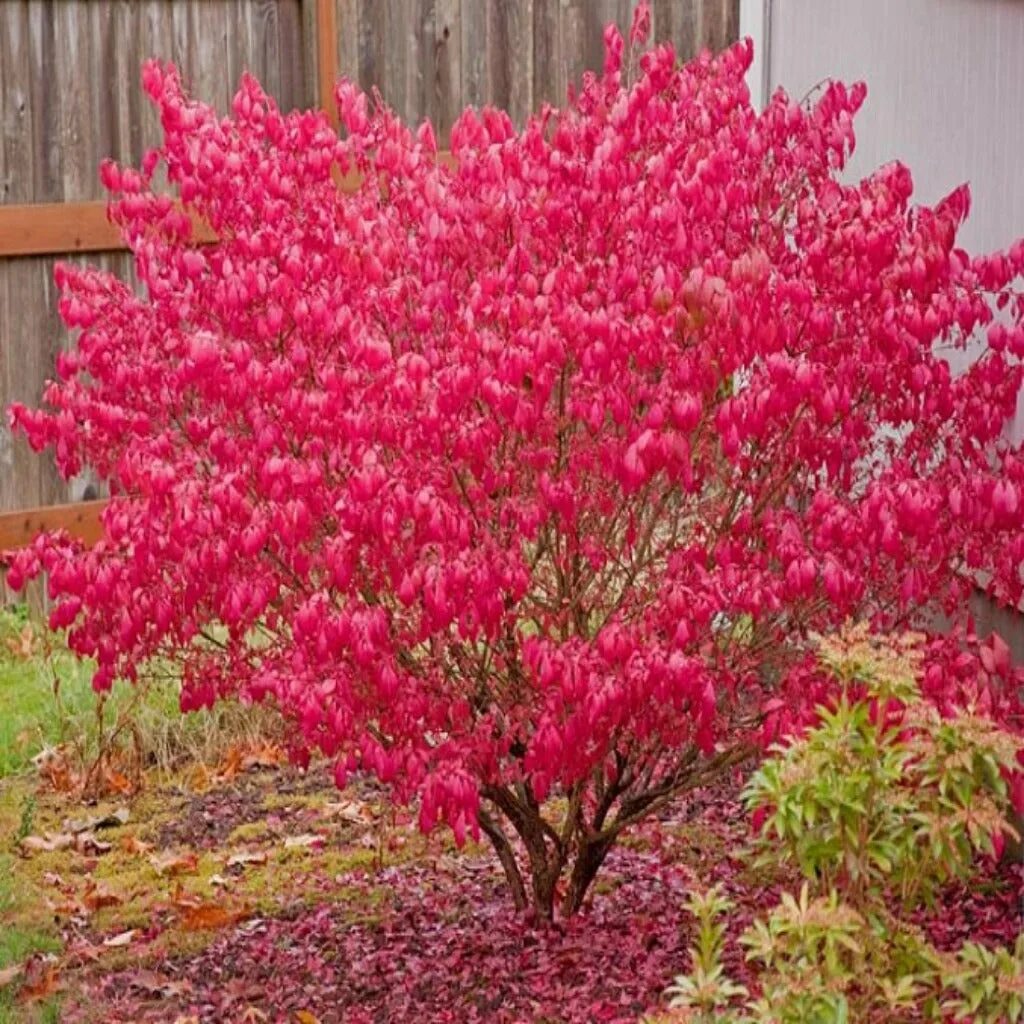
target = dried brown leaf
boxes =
[83,881,122,912]
[150,851,200,876]
[283,833,325,850]
[226,850,268,869]
[177,902,246,930]
[120,835,155,856]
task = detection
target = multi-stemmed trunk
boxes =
[477,741,753,920]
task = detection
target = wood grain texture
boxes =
[0,0,740,569]
[433,0,461,143]
[0,500,108,554]
[0,202,220,257]
[316,0,340,122]
[0,0,310,532]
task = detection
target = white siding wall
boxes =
[759,0,1024,441]
[752,0,1024,657]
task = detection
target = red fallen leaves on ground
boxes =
[56,779,1023,1024]
[73,848,692,1024]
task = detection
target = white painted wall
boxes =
[753,0,1024,442]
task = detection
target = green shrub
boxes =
[660,628,1024,1024]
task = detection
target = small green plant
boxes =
[662,627,1024,1024]
[11,795,35,851]
[664,886,748,1021]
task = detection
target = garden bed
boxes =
[3,758,1019,1023]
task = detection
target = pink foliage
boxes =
[6,10,1024,912]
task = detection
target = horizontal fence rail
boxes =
[0,499,107,554]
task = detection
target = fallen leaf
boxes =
[151,851,200,876]
[41,871,66,888]
[33,746,79,793]
[294,1011,321,1024]
[127,970,192,997]
[45,893,86,917]
[226,850,267,869]
[18,955,60,1001]
[76,832,112,855]
[209,874,232,888]
[102,767,136,795]
[120,835,155,855]
[322,799,375,824]
[102,929,137,947]
[20,832,75,853]
[240,742,287,771]
[65,807,130,833]
[83,881,122,912]
[178,902,246,930]
[283,833,325,850]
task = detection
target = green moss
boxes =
[260,791,334,812]
[0,846,63,1023]
[227,820,270,844]
[0,998,63,1024]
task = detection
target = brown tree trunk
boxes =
[561,835,615,916]
[478,808,527,911]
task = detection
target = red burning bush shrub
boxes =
[6,8,1024,917]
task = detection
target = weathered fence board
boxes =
[0,0,739,609]
[334,0,740,145]
[0,0,310,547]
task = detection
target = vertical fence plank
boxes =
[89,1,118,191]
[277,0,308,111]
[1,3,34,205]
[532,0,563,109]
[459,0,486,110]
[336,0,360,83]
[493,0,534,126]
[28,2,61,201]
[433,0,461,144]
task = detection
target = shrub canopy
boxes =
[7,10,1024,915]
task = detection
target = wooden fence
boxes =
[0,0,739,598]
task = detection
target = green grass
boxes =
[0,644,97,778]
[0,605,283,782]
[0,852,62,1022]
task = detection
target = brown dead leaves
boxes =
[189,740,288,791]
[82,880,122,912]
[38,872,124,920]
[20,830,112,855]
[5,621,39,660]
[19,805,129,857]
[33,744,139,798]
[149,851,200,877]
[0,954,61,1003]
[170,884,248,930]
